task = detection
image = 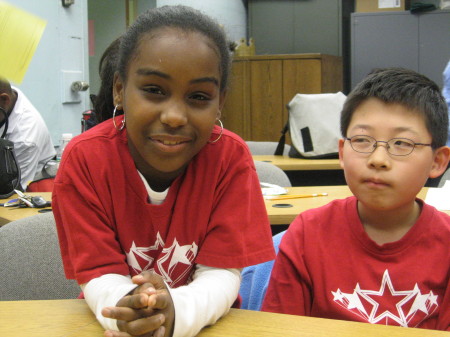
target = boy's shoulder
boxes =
[422,201,450,229]
[291,196,358,232]
[300,196,356,218]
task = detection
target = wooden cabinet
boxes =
[221,54,343,142]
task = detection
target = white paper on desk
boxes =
[379,0,401,8]
[425,180,450,211]
[260,182,288,196]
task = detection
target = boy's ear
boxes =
[429,146,450,178]
[338,138,346,170]
[113,72,123,107]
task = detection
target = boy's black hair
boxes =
[118,5,231,92]
[341,67,449,148]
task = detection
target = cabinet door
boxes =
[351,12,418,88]
[282,58,324,142]
[283,59,323,99]
[250,60,283,141]
[222,60,251,140]
[419,11,450,87]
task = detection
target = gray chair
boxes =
[438,165,450,188]
[0,212,80,300]
[246,141,291,156]
[254,161,292,187]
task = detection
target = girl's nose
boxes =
[160,101,188,128]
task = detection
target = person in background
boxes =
[443,60,450,147]
[53,5,275,337]
[92,36,122,124]
[81,37,122,132]
[262,68,450,331]
[0,78,55,190]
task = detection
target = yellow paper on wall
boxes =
[0,1,46,84]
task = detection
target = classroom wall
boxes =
[6,0,90,144]
[156,0,247,43]
[88,0,126,97]
[88,0,247,96]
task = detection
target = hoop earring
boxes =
[208,119,223,144]
[112,105,125,131]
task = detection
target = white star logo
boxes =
[126,233,198,287]
[331,269,439,327]
[126,232,165,273]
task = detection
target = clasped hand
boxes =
[102,271,175,337]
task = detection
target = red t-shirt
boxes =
[53,118,275,287]
[262,197,450,331]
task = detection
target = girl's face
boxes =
[114,28,225,182]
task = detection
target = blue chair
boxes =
[239,230,286,310]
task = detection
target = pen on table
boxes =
[264,193,328,201]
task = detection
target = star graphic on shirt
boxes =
[408,285,429,316]
[156,238,198,285]
[357,270,415,326]
[331,269,439,327]
[126,232,165,273]
[332,287,368,318]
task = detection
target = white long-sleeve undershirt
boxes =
[81,265,241,337]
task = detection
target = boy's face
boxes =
[339,97,448,214]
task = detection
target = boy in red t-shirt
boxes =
[262,68,450,331]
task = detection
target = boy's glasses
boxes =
[345,135,432,156]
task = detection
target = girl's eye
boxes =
[190,92,211,102]
[143,86,164,95]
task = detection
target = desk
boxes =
[253,155,345,186]
[2,188,448,227]
[266,186,450,225]
[253,155,341,171]
[0,192,52,226]
[0,299,447,337]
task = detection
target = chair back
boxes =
[438,164,450,188]
[0,212,80,300]
[246,141,291,156]
[254,161,291,187]
[239,230,286,310]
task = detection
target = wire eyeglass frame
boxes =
[345,135,432,156]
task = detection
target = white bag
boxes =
[276,92,346,159]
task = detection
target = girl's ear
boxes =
[218,89,227,111]
[429,146,450,178]
[113,72,123,107]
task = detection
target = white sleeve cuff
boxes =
[81,274,137,331]
[169,265,241,337]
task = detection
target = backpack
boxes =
[0,107,21,198]
[275,92,346,159]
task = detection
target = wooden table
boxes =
[2,188,448,227]
[0,299,447,337]
[0,192,52,226]
[253,155,341,171]
[266,186,450,225]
